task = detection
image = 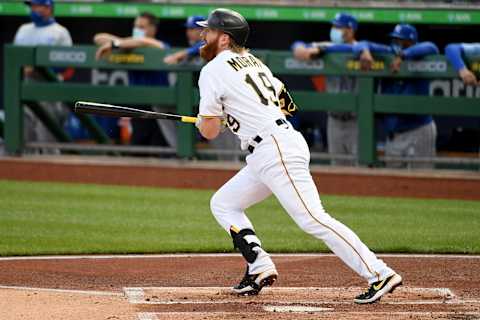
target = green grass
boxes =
[0,179,479,256]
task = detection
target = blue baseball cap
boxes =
[331,13,358,30]
[24,0,53,6]
[184,15,205,29]
[389,24,418,42]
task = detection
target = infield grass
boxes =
[0,179,479,256]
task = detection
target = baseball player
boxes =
[195,8,402,304]
[13,0,72,150]
[292,13,359,166]
[356,24,438,168]
[445,43,480,85]
[163,15,205,65]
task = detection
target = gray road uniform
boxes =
[326,76,358,166]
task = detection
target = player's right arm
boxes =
[353,41,392,71]
[13,25,35,77]
[196,67,225,140]
[95,37,168,60]
[445,43,479,85]
[93,33,120,46]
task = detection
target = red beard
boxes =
[200,35,220,62]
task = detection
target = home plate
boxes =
[264,305,333,313]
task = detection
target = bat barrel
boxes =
[75,101,152,118]
[74,101,197,123]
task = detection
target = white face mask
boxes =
[329,28,344,44]
[132,27,146,38]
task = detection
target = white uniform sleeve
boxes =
[13,25,26,45]
[57,26,73,46]
[198,68,224,117]
[462,43,480,58]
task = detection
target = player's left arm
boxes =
[164,42,203,65]
[53,27,75,81]
[268,73,298,117]
[278,85,298,117]
[402,42,439,59]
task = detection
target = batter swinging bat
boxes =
[74,101,197,124]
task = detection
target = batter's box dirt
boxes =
[125,287,480,320]
[127,286,454,304]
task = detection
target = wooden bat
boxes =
[74,101,197,123]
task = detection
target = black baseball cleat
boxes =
[232,267,278,296]
[354,273,403,304]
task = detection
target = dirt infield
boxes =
[1,155,480,199]
[0,254,479,319]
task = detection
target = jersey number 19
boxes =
[245,72,279,107]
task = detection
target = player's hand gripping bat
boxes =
[74,101,197,123]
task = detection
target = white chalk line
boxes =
[139,311,480,316]
[1,253,480,261]
[264,305,333,312]
[130,286,455,295]
[0,285,122,296]
[123,286,474,306]
[124,287,145,304]
[137,312,158,320]
[128,286,478,319]
[127,299,473,306]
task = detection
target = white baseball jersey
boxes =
[14,22,72,46]
[198,50,285,143]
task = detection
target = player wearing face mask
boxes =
[292,13,359,166]
[13,0,73,151]
[354,24,439,169]
[93,13,177,149]
[14,0,72,48]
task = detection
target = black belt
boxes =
[248,119,288,154]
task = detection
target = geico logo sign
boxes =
[285,58,324,70]
[49,50,87,63]
[407,61,446,72]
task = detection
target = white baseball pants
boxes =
[210,122,394,284]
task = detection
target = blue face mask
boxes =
[330,28,344,44]
[30,10,55,27]
[132,27,146,39]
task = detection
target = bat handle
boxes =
[181,116,197,124]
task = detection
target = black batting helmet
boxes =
[196,8,249,46]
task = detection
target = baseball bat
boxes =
[74,101,197,124]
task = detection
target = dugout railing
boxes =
[3,44,480,166]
